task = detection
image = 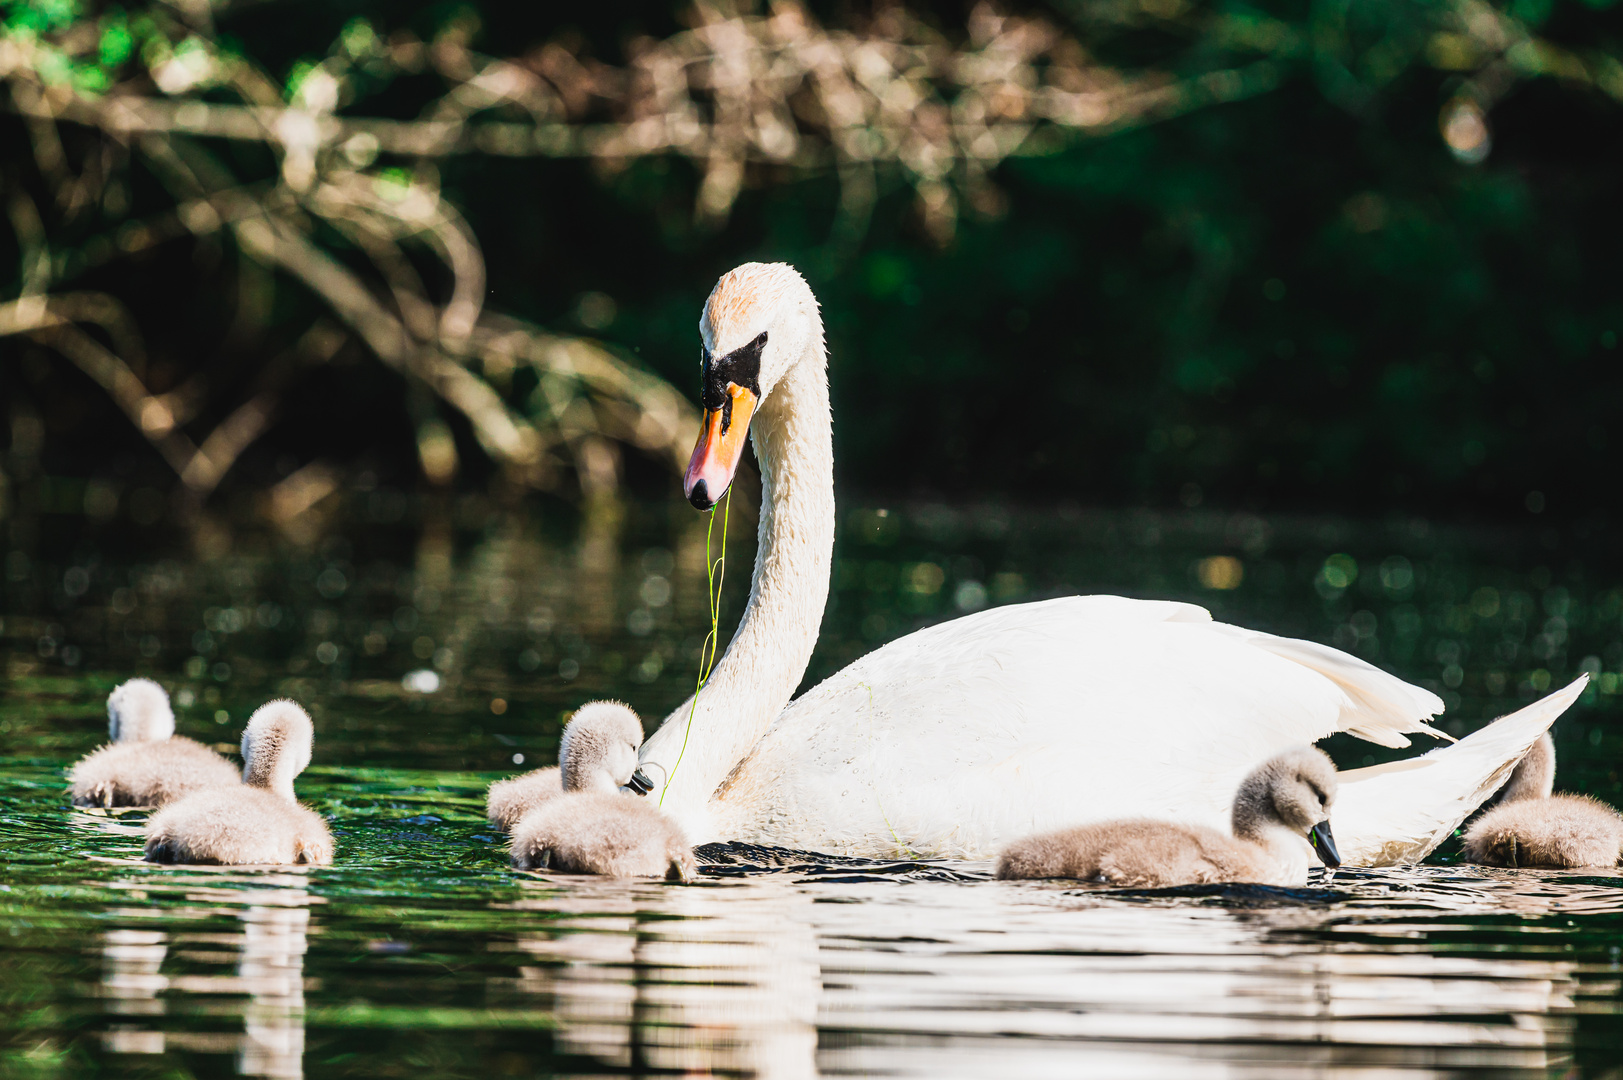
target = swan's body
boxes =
[67,678,240,808]
[1462,734,1623,867]
[998,746,1341,887]
[487,767,561,831]
[145,700,333,866]
[510,703,692,880]
[634,262,1586,864]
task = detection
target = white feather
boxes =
[1333,676,1588,866]
[707,595,1481,860]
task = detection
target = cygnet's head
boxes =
[240,699,315,801]
[685,262,822,509]
[107,678,175,743]
[558,702,644,794]
[1232,745,1341,868]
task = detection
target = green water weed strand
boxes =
[661,488,730,806]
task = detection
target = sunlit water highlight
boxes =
[5,500,1623,1076]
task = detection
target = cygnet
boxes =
[997,745,1342,887]
[509,702,693,881]
[68,678,240,808]
[487,701,664,829]
[145,700,334,865]
[486,766,561,832]
[1462,733,1623,868]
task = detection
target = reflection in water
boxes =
[239,902,308,1079]
[99,875,312,1078]
[100,927,167,1047]
[10,487,1623,1077]
[486,864,1623,1079]
[812,876,1580,1078]
[500,877,819,1079]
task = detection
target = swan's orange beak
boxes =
[684,382,757,510]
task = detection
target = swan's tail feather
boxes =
[1212,627,1449,748]
[1331,676,1588,866]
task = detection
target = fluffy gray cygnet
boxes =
[67,678,241,808]
[1462,733,1623,868]
[487,699,654,829]
[486,766,562,832]
[997,745,1342,887]
[509,702,693,881]
[144,700,334,866]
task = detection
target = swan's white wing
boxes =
[710,595,1448,857]
[1333,677,1587,866]
[1202,623,1447,747]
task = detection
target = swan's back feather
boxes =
[1331,677,1587,865]
[1205,625,1448,748]
[711,596,1450,858]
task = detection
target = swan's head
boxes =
[559,701,646,794]
[685,262,822,510]
[107,678,175,743]
[1233,745,1341,868]
[240,699,315,801]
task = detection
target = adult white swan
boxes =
[634,262,1583,865]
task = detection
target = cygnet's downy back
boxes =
[997,745,1341,887]
[144,699,334,866]
[1463,733,1623,867]
[486,766,562,832]
[510,702,693,880]
[68,679,239,808]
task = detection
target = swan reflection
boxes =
[497,876,818,1079]
[99,873,313,1078]
[486,863,1623,1079]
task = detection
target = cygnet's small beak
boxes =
[627,768,654,796]
[1308,819,1341,868]
[684,383,757,510]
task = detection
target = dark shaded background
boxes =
[5,0,1623,521]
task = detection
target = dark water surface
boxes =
[5,497,1623,1077]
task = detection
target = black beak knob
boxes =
[627,768,654,796]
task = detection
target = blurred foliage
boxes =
[2,0,1622,525]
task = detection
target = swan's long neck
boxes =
[639,337,835,831]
